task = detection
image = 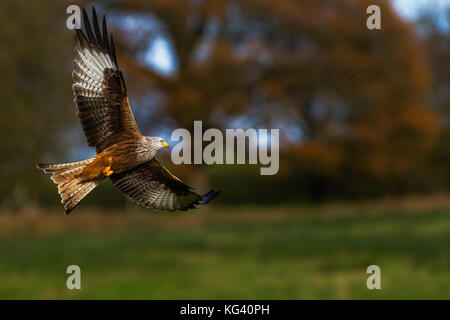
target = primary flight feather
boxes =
[37,7,220,214]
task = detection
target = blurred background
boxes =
[0,0,449,299]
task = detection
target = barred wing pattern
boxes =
[73,8,141,152]
[110,159,221,211]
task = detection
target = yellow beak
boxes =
[162,141,169,148]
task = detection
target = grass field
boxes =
[1,198,450,299]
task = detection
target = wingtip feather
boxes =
[201,190,221,205]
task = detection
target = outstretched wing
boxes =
[73,7,141,153]
[109,159,221,211]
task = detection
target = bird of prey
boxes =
[37,8,220,214]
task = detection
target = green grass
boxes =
[1,206,450,299]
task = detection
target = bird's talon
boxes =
[104,170,113,177]
[102,166,113,176]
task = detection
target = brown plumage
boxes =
[37,7,220,214]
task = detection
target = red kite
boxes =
[37,8,220,214]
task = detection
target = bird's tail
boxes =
[36,158,102,214]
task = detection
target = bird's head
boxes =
[145,136,169,151]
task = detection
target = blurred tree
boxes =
[414,6,450,191]
[0,1,76,207]
[105,0,438,200]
